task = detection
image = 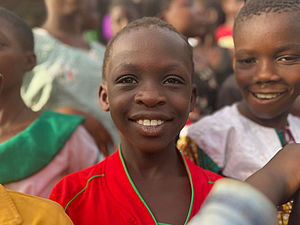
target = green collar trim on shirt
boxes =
[275,129,286,147]
[0,111,84,184]
[119,145,194,225]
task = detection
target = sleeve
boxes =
[63,125,102,173]
[38,199,75,225]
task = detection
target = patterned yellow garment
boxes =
[278,201,293,225]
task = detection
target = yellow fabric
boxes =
[0,185,73,225]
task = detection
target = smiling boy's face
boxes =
[99,28,195,153]
[233,12,300,120]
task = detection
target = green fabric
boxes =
[84,30,99,43]
[0,111,84,184]
[275,129,286,147]
[198,147,220,174]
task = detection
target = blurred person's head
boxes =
[44,0,88,16]
[82,0,101,31]
[109,0,141,36]
[0,7,35,95]
[194,0,225,38]
[219,0,244,21]
[142,0,204,38]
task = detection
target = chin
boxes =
[250,108,288,121]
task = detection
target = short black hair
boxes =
[0,7,34,51]
[234,0,300,35]
[102,17,194,79]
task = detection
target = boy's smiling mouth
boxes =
[251,91,287,100]
[136,119,165,126]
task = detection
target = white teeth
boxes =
[254,93,280,99]
[136,119,164,126]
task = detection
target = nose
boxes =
[254,60,281,83]
[134,82,166,107]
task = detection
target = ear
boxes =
[23,51,36,72]
[189,84,197,113]
[99,82,110,111]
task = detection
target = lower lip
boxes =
[134,123,165,137]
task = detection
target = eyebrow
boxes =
[110,61,190,74]
[235,43,300,55]
[274,43,300,54]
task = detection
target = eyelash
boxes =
[236,58,256,65]
[163,76,184,85]
[116,75,137,84]
[277,56,300,64]
[115,74,185,86]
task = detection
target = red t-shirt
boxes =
[49,149,222,225]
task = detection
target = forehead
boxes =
[0,18,19,41]
[108,28,193,76]
[234,12,300,51]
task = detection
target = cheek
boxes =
[0,53,21,77]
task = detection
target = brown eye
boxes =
[237,58,256,64]
[163,75,185,85]
[277,56,300,64]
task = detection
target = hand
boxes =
[55,106,114,156]
[246,143,300,206]
[82,113,114,157]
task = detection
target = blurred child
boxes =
[49,17,222,225]
[179,0,300,223]
[215,0,244,49]
[0,7,99,198]
[21,0,118,156]
[82,0,102,43]
[190,0,233,117]
[109,0,141,36]
[143,0,203,38]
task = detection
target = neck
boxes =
[42,13,91,50]
[237,101,289,130]
[43,12,82,37]
[225,16,235,28]
[0,89,36,129]
[120,140,185,179]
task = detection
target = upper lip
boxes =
[250,90,287,94]
[129,112,172,121]
[248,83,289,93]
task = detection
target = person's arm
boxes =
[245,143,300,206]
[55,106,114,156]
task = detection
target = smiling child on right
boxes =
[179,0,300,224]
